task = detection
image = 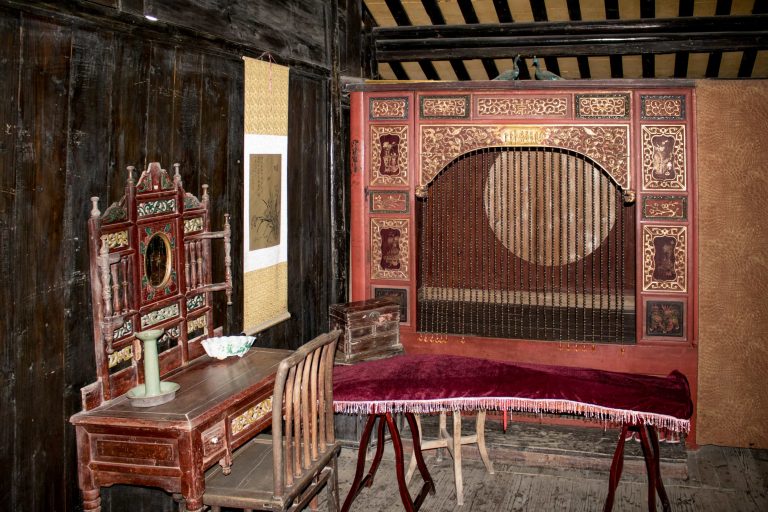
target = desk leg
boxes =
[603,424,628,512]
[76,427,101,512]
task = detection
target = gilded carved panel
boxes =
[420,124,630,189]
[642,125,687,190]
[370,125,409,186]
[231,397,273,435]
[643,225,687,292]
[370,190,410,214]
[641,195,688,221]
[475,96,569,118]
[641,95,686,120]
[371,218,409,280]
[575,93,631,119]
[369,97,409,120]
[419,95,470,119]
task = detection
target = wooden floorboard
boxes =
[331,419,768,512]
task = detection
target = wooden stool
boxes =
[406,410,495,505]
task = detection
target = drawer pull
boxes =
[211,436,219,444]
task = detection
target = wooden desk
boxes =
[70,347,291,512]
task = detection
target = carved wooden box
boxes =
[329,298,403,364]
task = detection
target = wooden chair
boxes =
[201,330,342,512]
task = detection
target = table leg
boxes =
[638,425,671,512]
[603,424,629,512]
[647,426,671,512]
[341,414,383,512]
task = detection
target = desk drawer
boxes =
[201,420,226,464]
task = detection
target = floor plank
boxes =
[330,420,767,512]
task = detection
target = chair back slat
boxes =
[301,351,313,469]
[282,365,296,488]
[292,359,304,476]
[310,346,320,461]
[323,342,335,444]
[317,345,327,447]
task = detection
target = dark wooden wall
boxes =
[0,0,360,510]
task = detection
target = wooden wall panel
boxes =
[696,80,768,449]
[0,0,354,509]
[82,0,332,70]
[0,7,245,511]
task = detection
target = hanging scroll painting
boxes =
[243,57,290,333]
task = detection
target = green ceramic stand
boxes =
[127,329,180,407]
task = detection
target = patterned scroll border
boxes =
[369,97,409,120]
[141,302,180,328]
[231,397,273,435]
[187,293,205,311]
[370,191,410,214]
[420,124,630,189]
[642,125,686,191]
[371,218,409,280]
[137,198,176,218]
[476,96,569,118]
[641,195,688,221]
[184,217,204,234]
[643,225,687,292]
[420,95,470,119]
[370,125,409,186]
[641,95,686,120]
[575,93,631,119]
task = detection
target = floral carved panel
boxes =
[642,125,687,191]
[420,124,630,189]
[369,96,409,120]
[643,225,687,292]
[641,195,687,221]
[475,96,569,118]
[641,95,686,120]
[370,125,409,186]
[420,95,470,119]
[371,218,409,280]
[575,93,631,119]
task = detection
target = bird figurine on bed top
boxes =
[533,56,563,80]
[493,55,521,80]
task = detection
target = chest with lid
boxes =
[329,298,403,364]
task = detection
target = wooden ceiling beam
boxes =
[373,15,768,61]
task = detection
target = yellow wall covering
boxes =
[696,80,768,448]
[244,262,289,330]
[244,57,289,136]
[243,56,289,332]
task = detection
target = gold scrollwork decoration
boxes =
[105,230,129,250]
[231,397,273,435]
[476,96,568,118]
[371,218,409,280]
[643,225,687,292]
[642,125,686,190]
[420,124,630,190]
[370,125,409,186]
[369,97,408,120]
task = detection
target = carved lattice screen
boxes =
[417,147,636,343]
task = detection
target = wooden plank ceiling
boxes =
[364,0,768,80]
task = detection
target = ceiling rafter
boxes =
[372,15,768,61]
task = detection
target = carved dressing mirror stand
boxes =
[71,163,291,512]
[82,162,232,408]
